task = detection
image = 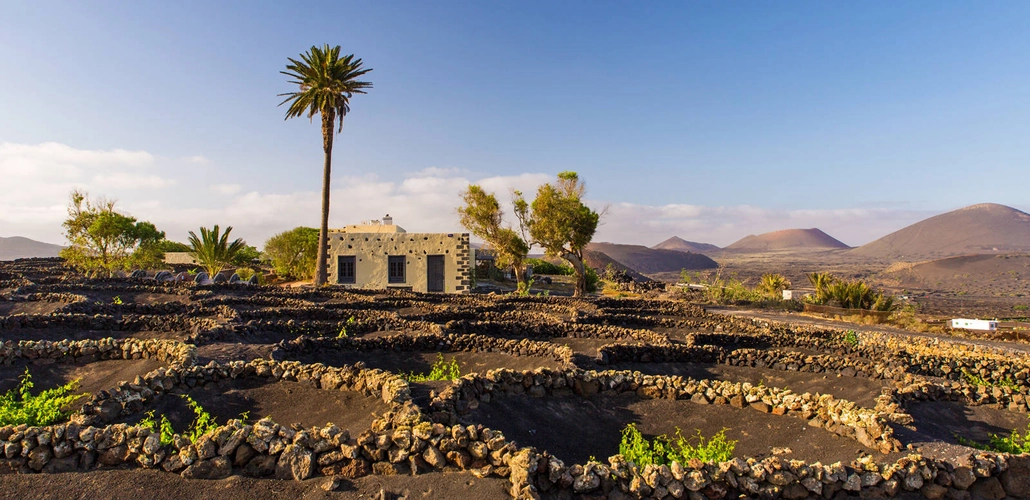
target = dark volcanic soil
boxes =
[0,300,66,316]
[0,468,510,500]
[0,358,164,396]
[610,361,890,408]
[120,378,391,433]
[468,392,873,466]
[893,400,1030,462]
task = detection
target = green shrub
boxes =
[234,267,263,284]
[958,418,1030,454]
[842,330,859,347]
[0,369,86,426]
[139,410,176,445]
[525,258,574,276]
[618,423,736,467]
[404,353,461,382]
[183,395,218,442]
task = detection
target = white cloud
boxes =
[210,183,242,195]
[0,141,936,250]
[0,142,179,241]
[92,172,176,189]
[185,155,210,164]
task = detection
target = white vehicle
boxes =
[949,318,998,331]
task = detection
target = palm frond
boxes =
[279,44,373,131]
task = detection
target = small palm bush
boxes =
[0,369,85,426]
[188,225,248,278]
[757,273,791,298]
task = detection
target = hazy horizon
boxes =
[3,3,1029,248]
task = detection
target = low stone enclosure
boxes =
[0,258,1028,499]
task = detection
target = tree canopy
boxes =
[457,185,530,288]
[60,190,165,276]
[514,171,601,297]
[263,227,320,280]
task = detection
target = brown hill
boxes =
[879,253,1030,297]
[724,228,850,253]
[585,242,718,274]
[0,236,63,261]
[652,236,721,254]
[581,250,651,282]
[851,203,1030,261]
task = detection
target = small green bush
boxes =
[139,410,176,445]
[404,353,461,382]
[842,330,859,347]
[618,423,736,467]
[525,258,574,276]
[139,395,220,444]
[0,369,86,426]
[959,419,1030,454]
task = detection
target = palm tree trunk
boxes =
[315,112,335,286]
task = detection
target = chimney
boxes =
[383,214,393,226]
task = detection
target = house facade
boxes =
[327,217,472,293]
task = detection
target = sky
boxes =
[2,1,1029,248]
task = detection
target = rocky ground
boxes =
[0,258,1028,499]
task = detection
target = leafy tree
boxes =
[156,240,191,253]
[60,190,166,276]
[233,244,261,266]
[280,44,372,286]
[514,172,601,297]
[457,185,530,288]
[263,227,320,279]
[188,225,248,277]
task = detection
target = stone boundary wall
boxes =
[0,338,195,370]
[428,368,901,454]
[0,313,221,334]
[233,317,442,339]
[592,298,705,317]
[9,292,87,304]
[271,333,575,369]
[235,307,398,323]
[597,343,894,379]
[445,319,669,345]
[509,448,1030,500]
[22,282,193,296]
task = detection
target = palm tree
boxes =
[188,225,247,278]
[757,273,791,299]
[806,272,835,304]
[279,45,373,286]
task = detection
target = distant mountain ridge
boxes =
[585,242,718,274]
[724,228,850,253]
[651,236,721,254]
[581,250,652,282]
[0,236,64,261]
[851,203,1030,261]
